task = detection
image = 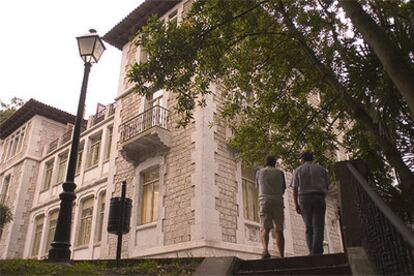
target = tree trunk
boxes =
[277,0,414,194]
[339,0,414,120]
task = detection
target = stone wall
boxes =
[162,92,195,246]
[0,162,23,257]
[0,116,67,259]
[106,92,142,258]
[213,93,238,244]
[163,124,195,245]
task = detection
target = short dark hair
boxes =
[302,152,314,162]
[266,156,277,167]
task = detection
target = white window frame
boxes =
[87,134,102,168]
[95,191,106,243]
[31,215,44,258]
[139,167,160,225]
[42,159,54,191]
[242,168,259,222]
[77,197,94,246]
[76,142,84,174]
[56,152,68,184]
[44,209,59,254]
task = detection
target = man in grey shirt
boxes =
[256,156,286,259]
[291,152,330,255]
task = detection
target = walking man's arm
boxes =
[291,170,301,214]
[293,186,301,214]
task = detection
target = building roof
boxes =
[103,0,180,50]
[0,99,76,139]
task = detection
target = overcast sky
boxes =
[0,0,144,117]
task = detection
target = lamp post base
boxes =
[48,241,72,262]
[48,181,77,262]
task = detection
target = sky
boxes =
[0,0,144,117]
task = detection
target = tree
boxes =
[339,0,414,119]
[0,97,25,124]
[0,203,13,236]
[128,0,414,219]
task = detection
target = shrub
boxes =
[0,203,13,229]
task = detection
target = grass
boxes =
[0,258,204,275]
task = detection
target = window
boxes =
[0,141,7,163]
[7,136,15,159]
[42,160,54,191]
[139,34,148,64]
[168,9,178,26]
[144,89,165,130]
[242,167,259,222]
[95,192,106,243]
[0,175,11,204]
[140,167,159,225]
[5,127,26,159]
[182,0,193,18]
[123,42,138,88]
[31,216,44,257]
[105,127,113,160]
[77,197,94,246]
[76,143,84,174]
[56,152,68,184]
[45,210,59,253]
[87,134,101,168]
[17,127,25,152]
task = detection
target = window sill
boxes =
[244,220,260,228]
[73,244,89,251]
[84,164,99,172]
[40,187,50,193]
[93,242,101,248]
[103,158,110,163]
[136,222,157,231]
[53,181,63,187]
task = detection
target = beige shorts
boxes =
[259,199,284,231]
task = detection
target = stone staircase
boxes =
[232,253,351,275]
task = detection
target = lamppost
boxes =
[48,29,105,262]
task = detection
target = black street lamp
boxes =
[48,29,105,262]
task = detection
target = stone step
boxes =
[236,253,348,272]
[234,263,351,275]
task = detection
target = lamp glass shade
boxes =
[92,38,105,63]
[77,32,106,63]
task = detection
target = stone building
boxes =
[0,99,76,258]
[0,0,344,260]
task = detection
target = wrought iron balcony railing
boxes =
[48,138,59,153]
[91,109,106,126]
[61,130,73,144]
[120,105,169,144]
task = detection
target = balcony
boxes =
[119,105,171,164]
[89,102,116,127]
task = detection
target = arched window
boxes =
[95,191,106,243]
[31,215,44,257]
[77,197,94,246]
[45,209,59,253]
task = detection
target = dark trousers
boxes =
[299,193,326,255]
